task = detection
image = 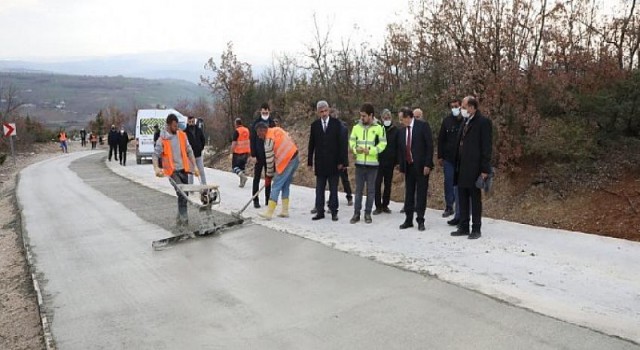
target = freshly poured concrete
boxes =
[17,152,639,349]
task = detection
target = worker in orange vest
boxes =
[231,118,250,188]
[255,122,299,220]
[58,128,68,153]
[153,114,200,226]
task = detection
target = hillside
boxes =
[0,72,208,129]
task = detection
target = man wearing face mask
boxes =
[438,98,464,220]
[373,109,398,215]
[185,115,207,187]
[250,102,276,208]
[118,126,130,166]
[451,96,493,239]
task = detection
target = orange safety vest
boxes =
[266,127,297,174]
[59,132,67,141]
[161,130,191,176]
[234,126,250,154]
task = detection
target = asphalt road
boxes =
[17,152,639,349]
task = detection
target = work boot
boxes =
[350,213,360,224]
[372,208,383,215]
[259,200,277,220]
[278,198,290,218]
[176,214,189,227]
[364,213,372,224]
[442,207,454,218]
[239,173,247,188]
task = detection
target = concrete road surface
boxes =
[17,152,639,349]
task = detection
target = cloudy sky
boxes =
[0,0,409,65]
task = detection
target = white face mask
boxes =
[461,109,470,119]
[383,120,392,127]
[120,130,124,133]
[261,114,269,121]
[451,108,460,117]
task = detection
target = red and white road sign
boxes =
[3,123,16,137]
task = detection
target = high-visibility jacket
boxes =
[349,121,387,167]
[59,132,67,141]
[234,126,250,154]
[265,127,297,176]
[161,130,191,176]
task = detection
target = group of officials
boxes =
[154,97,492,239]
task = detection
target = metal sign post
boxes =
[3,123,17,166]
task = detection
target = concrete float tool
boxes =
[151,178,246,250]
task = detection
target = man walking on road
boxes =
[308,100,347,222]
[107,125,119,162]
[451,96,493,239]
[231,118,250,187]
[80,128,87,147]
[153,114,199,226]
[185,115,207,186]
[349,103,387,224]
[373,109,398,215]
[118,126,130,166]
[250,103,276,208]
[438,98,464,220]
[58,128,68,153]
[256,123,299,220]
[397,107,434,232]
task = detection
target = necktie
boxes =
[406,125,413,164]
[322,120,327,132]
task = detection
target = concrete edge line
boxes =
[15,172,57,350]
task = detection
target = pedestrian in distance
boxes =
[107,125,119,162]
[118,126,130,166]
[397,107,434,232]
[250,102,276,208]
[438,98,464,221]
[231,118,250,188]
[308,100,347,222]
[58,128,68,153]
[255,123,300,220]
[185,115,207,187]
[349,103,387,224]
[451,96,493,240]
[90,132,97,149]
[373,109,398,215]
[413,108,424,120]
[153,124,161,144]
[153,114,200,227]
[80,128,87,147]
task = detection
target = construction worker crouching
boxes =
[231,118,250,188]
[255,122,299,220]
[153,114,200,226]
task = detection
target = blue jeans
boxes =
[270,156,299,203]
[354,166,378,214]
[443,160,455,210]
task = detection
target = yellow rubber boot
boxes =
[259,200,277,220]
[278,198,290,218]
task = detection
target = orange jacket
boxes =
[265,127,297,176]
[234,126,250,154]
[59,132,67,141]
[161,130,191,176]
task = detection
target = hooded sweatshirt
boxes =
[154,128,194,171]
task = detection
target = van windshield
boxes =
[139,119,165,135]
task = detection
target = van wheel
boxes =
[136,157,142,165]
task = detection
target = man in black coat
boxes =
[373,109,398,214]
[438,98,464,221]
[451,96,493,239]
[396,107,434,231]
[107,125,120,162]
[250,102,276,208]
[185,115,207,185]
[308,100,347,221]
[118,126,130,165]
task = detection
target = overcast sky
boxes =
[0,0,409,65]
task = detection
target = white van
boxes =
[135,109,188,164]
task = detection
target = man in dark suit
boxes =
[250,102,276,208]
[308,100,347,221]
[451,96,493,239]
[397,107,434,231]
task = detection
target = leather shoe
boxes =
[399,221,413,229]
[364,213,372,224]
[253,201,261,209]
[382,207,391,214]
[468,231,481,239]
[372,208,383,215]
[350,214,360,224]
[312,214,325,221]
[331,213,338,221]
[418,222,425,231]
[451,229,469,236]
[442,208,453,217]
[310,207,318,214]
[447,218,459,226]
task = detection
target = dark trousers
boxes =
[232,153,248,174]
[374,165,394,209]
[339,168,353,200]
[252,159,271,204]
[91,142,97,149]
[81,138,87,147]
[119,146,127,165]
[403,163,429,224]
[171,170,189,218]
[316,174,339,214]
[458,186,482,232]
[108,144,118,161]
